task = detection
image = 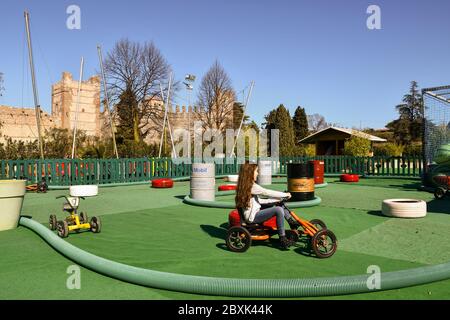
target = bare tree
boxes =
[0,72,4,97]
[307,113,328,132]
[196,61,236,132]
[104,39,171,142]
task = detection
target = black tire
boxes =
[57,220,69,238]
[310,219,327,230]
[311,229,337,259]
[80,212,88,224]
[90,216,102,233]
[226,226,252,253]
[434,187,447,200]
[49,215,57,231]
[285,229,299,243]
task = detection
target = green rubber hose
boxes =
[19,217,450,297]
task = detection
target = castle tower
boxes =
[51,72,101,136]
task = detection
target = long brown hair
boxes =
[235,163,258,209]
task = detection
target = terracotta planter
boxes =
[0,180,26,232]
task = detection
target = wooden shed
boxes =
[299,127,387,156]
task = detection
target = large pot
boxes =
[0,180,26,232]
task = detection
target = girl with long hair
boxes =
[235,162,300,249]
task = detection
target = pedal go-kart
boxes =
[433,175,450,200]
[49,195,101,238]
[226,199,337,258]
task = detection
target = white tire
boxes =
[382,199,427,218]
[69,185,99,197]
[227,175,239,183]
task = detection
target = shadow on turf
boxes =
[426,199,450,214]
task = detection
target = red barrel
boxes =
[309,160,325,185]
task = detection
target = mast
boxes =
[71,57,84,159]
[24,11,44,159]
[232,81,255,156]
[97,45,119,159]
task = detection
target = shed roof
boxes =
[299,126,387,143]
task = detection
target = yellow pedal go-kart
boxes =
[49,195,101,238]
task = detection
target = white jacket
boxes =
[242,183,290,223]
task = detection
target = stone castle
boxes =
[0,72,234,145]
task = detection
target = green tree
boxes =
[343,135,371,157]
[116,87,140,143]
[386,81,424,144]
[292,106,309,144]
[264,104,296,156]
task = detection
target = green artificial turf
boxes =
[1,177,450,300]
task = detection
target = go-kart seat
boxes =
[63,197,80,211]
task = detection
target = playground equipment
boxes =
[226,199,337,258]
[190,163,215,201]
[49,185,100,238]
[340,174,360,183]
[218,185,237,192]
[152,178,174,189]
[433,175,450,199]
[287,163,315,201]
[423,86,450,188]
[257,160,272,185]
[382,199,427,218]
[49,195,101,238]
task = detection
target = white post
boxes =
[232,81,255,156]
[71,57,84,159]
[97,45,119,159]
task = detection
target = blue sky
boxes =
[0,0,449,129]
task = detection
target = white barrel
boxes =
[70,185,99,197]
[0,180,26,232]
[190,163,216,201]
[227,175,239,183]
[257,160,272,185]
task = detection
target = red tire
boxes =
[340,174,359,183]
[218,185,237,192]
[151,178,174,188]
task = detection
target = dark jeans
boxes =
[252,206,293,237]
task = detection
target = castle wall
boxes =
[0,105,56,142]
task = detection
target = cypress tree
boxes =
[264,104,296,156]
[293,106,309,144]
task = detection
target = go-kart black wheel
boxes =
[90,216,102,233]
[49,214,57,231]
[80,212,88,223]
[57,220,69,238]
[434,187,447,200]
[226,226,252,253]
[311,229,337,259]
[310,219,327,230]
[285,229,299,243]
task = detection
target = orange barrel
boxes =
[287,163,315,201]
[309,160,325,185]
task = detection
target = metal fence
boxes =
[0,156,424,186]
